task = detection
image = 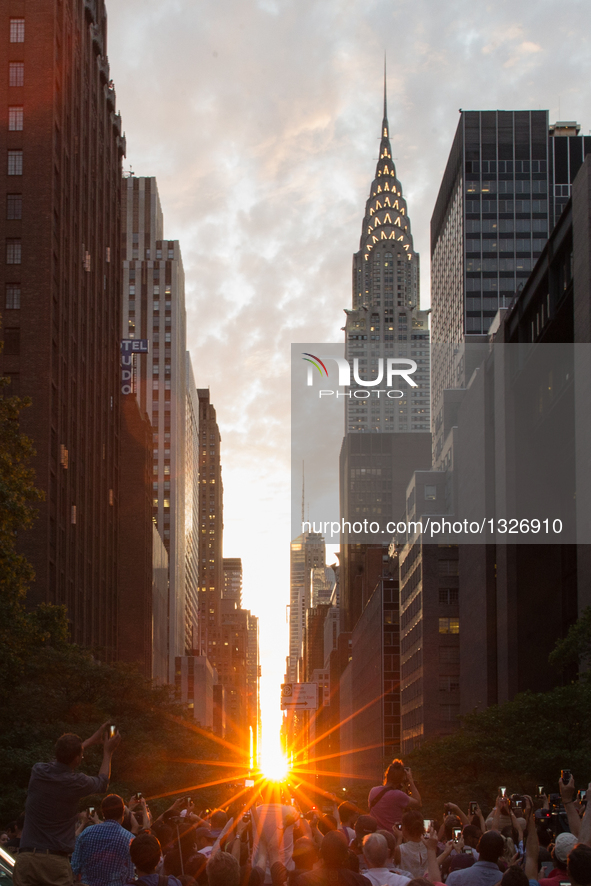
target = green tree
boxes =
[406,683,591,817]
[549,606,591,676]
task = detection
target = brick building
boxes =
[0,0,125,651]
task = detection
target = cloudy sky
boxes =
[107,0,591,757]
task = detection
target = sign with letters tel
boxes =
[121,339,149,353]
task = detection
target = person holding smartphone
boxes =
[13,723,121,886]
[367,760,422,832]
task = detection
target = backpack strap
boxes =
[369,785,395,809]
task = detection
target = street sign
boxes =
[281,682,318,711]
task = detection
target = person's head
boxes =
[206,851,240,886]
[363,832,389,869]
[384,759,406,787]
[537,825,554,849]
[501,825,519,846]
[554,833,578,870]
[292,837,319,871]
[55,733,83,767]
[568,844,591,886]
[402,810,425,842]
[102,794,125,822]
[501,866,529,886]
[354,815,378,841]
[318,814,337,836]
[377,830,397,860]
[321,830,350,867]
[338,802,359,828]
[443,815,461,841]
[194,827,215,851]
[463,825,481,850]
[407,879,432,886]
[477,830,505,864]
[210,810,227,832]
[501,836,516,863]
[130,833,162,875]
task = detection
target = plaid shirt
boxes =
[71,820,134,886]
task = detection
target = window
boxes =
[3,327,20,355]
[8,151,22,175]
[6,194,22,219]
[10,19,25,43]
[6,239,21,263]
[5,283,20,309]
[8,106,23,130]
[9,62,24,87]
[439,588,459,605]
[424,485,437,500]
[439,617,460,634]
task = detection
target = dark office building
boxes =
[458,155,591,712]
[197,389,224,641]
[339,433,431,631]
[0,1,125,651]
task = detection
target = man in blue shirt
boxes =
[446,832,505,886]
[14,724,121,886]
[71,794,134,886]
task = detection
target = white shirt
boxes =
[364,868,411,886]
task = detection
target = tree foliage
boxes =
[549,606,591,676]
[0,386,233,822]
[406,682,591,817]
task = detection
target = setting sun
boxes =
[260,749,290,783]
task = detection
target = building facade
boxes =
[197,389,224,644]
[286,531,325,683]
[223,557,243,607]
[0,0,125,651]
[121,175,189,677]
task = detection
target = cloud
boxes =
[106,0,591,740]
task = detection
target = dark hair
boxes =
[377,829,397,857]
[321,830,350,867]
[338,802,358,825]
[501,867,529,886]
[101,794,125,821]
[55,733,83,765]
[206,851,240,886]
[384,758,405,787]
[354,815,378,838]
[408,879,432,886]
[501,825,519,845]
[402,810,424,840]
[293,837,318,870]
[130,833,162,873]
[210,810,227,830]
[568,845,591,886]
[478,831,505,863]
[463,825,482,846]
[318,814,338,835]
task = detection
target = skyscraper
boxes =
[339,79,432,632]
[223,558,243,607]
[121,175,193,676]
[344,79,430,434]
[286,531,326,683]
[197,389,224,642]
[430,111,591,460]
[185,354,200,652]
[0,0,124,651]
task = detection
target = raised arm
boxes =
[405,768,422,807]
[98,728,120,781]
[446,803,469,826]
[523,796,539,881]
[559,775,580,838]
[422,828,443,883]
[579,783,591,846]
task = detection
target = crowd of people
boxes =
[2,727,591,886]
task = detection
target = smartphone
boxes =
[464,847,473,856]
[87,806,95,815]
[453,827,462,840]
[395,823,402,831]
[109,725,116,738]
[469,802,477,815]
[561,769,572,785]
[578,790,587,803]
[186,797,192,807]
[423,819,431,831]
[291,798,296,806]
[499,786,507,798]
[245,779,255,788]
[136,792,142,800]
[537,785,545,798]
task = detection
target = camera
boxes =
[453,827,462,841]
[469,802,477,816]
[499,786,507,799]
[537,785,545,798]
[578,790,587,804]
[561,769,572,785]
[242,813,251,824]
